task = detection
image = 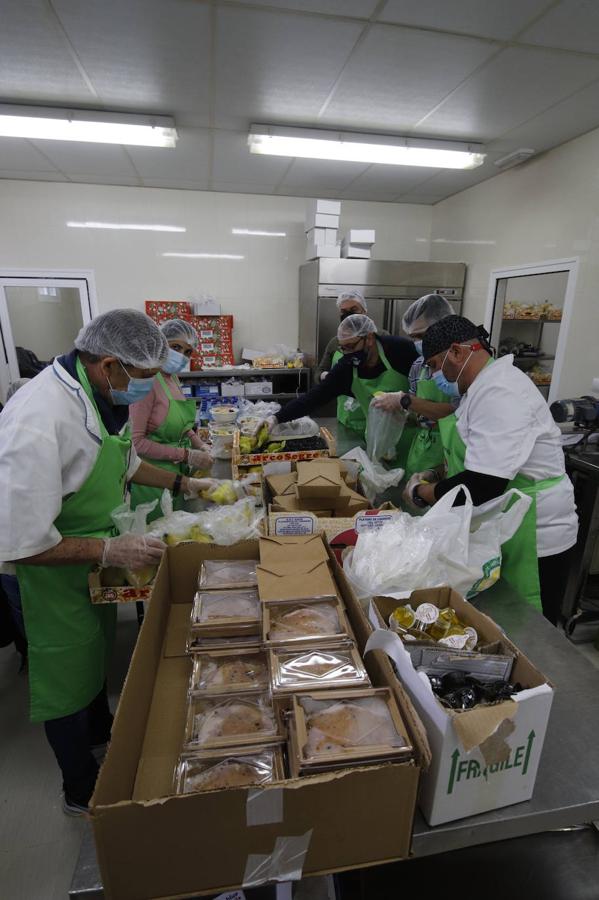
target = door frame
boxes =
[484,257,579,405]
[0,268,98,400]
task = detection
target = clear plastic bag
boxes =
[268,602,342,642]
[175,748,280,794]
[186,694,278,748]
[148,496,263,547]
[198,558,258,589]
[110,498,159,587]
[192,589,260,625]
[269,417,320,441]
[190,650,269,695]
[238,398,282,419]
[340,446,404,503]
[301,694,406,756]
[366,404,407,463]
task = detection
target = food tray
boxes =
[198,559,258,590]
[262,597,352,648]
[189,648,269,696]
[174,745,285,794]
[184,693,281,750]
[232,426,336,469]
[269,644,370,695]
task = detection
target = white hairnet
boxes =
[6,378,30,401]
[337,314,377,341]
[336,289,367,312]
[75,309,169,368]
[160,318,198,348]
[402,293,454,336]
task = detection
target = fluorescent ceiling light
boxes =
[162,252,244,260]
[249,125,485,170]
[232,228,286,237]
[67,221,185,232]
[0,105,177,147]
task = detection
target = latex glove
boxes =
[189,431,208,451]
[101,533,166,569]
[264,415,279,434]
[186,447,214,470]
[320,371,329,382]
[372,391,407,413]
[184,477,219,498]
[402,470,438,511]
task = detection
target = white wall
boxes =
[0,181,432,357]
[429,126,599,399]
[5,285,83,360]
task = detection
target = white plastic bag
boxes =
[148,497,263,547]
[340,446,404,503]
[269,417,320,441]
[110,498,159,587]
[366,404,407,463]
[238,398,282,418]
[343,485,531,603]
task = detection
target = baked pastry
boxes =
[305,698,398,755]
[270,604,340,640]
[185,760,267,792]
[194,699,275,744]
[202,656,268,688]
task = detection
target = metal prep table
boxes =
[70,419,599,897]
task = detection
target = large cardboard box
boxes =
[91,539,430,900]
[297,460,342,501]
[365,587,554,826]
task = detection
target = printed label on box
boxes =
[355,514,397,533]
[201,343,216,352]
[274,516,315,536]
[200,330,215,339]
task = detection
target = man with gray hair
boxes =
[0,309,216,815]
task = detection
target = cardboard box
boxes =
[306,212,340,229]
[88,568,154,605]
[244,380,273,397]
[259,534,330,566]
[256,558,338,602]
[91,539,430,900]
[306,241,341,260]
[221,380,245,397]
[305,227,337,245]
[307,198,342,217]
[271,493,333,517]
[345,229,375,244]
[341,243,371,259]
[265,472,297,497]
[296,460,342,501]
[365,587,554,826]
[232,426,336,473]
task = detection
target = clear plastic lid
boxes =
[191,650,269,694]
[199,559,258,589]
[187,632,261,654]
[272,646,369,692]
[186,694,278,749]
[300,694,407,757]
[192,589,260,626]
[268,602,342,642]
[175,747,281,794]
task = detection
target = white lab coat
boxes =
[0,358,140,563]
[455,354,578,557]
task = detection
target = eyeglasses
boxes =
[339,336,365,354]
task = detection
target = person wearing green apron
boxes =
[371,293,457,480]
[331,347,367,434]
[403,314,578,625]
[0,310,219,815]
[130,319,213,523]
[270,313,418,470]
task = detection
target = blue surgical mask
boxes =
[162,347,189,374]
[413,340,423,355]
[432,348,473,399]
[109,362,155,405]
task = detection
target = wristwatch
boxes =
[411,483,429,509]
[400,393,412,411]
[172,473,183,497]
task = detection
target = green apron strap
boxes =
[404,367,454,479]
[331,348,366,434]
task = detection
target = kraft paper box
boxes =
[271,493,333,517]
[90,537,430,900]
[259,534,329,566]
[266,472,298,497]
[297,460,342,500]
[257,558,337,602]
[365,586,554,826]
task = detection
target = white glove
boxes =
[101,533,166,568]
[402,469,439,510]
[189,432,208,451]
[184,477,219,498]
[264,415,278,434]
[320,371,329,382]
[186,447,214,470]
[372,391,406,413]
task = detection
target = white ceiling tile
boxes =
[321,25,497,131]
[140,178,211,190]
[212,131,290,186]
[67,174,142,186]
[0,171,68,183]
[342,164,441,195]
[52,0,211,125]
[214,7,363,129]
[416,46,599,142]
[0,0,93,103]
[379,0,552,39]
[520,1,599,54]
[279,158,369,191]
[232,0,379,16]
[0,138,60,171]
[128,129,212,182]
[28,141,138,177]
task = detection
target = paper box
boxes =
[306,241,341,260]
[257,558,338,602]
[88,568,154,605]
[306,227,337,245]
[306,213,340,230]
[365,587,554,826]
[265,472,297,497]
[91,538,430,900]
[345,229,375,244]
[307,199,341,217]
[297,460,342,501]
[244,380,273,397]
[272,493,334,517]
[259,534,330,566]
[341,243,371,259]
[221,380,245,397]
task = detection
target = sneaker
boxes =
[63,795,89,817]
[91,742,108,764]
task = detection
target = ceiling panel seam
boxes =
[24,140,71,180]
[45,0,101,101]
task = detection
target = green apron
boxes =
[16,357,131,722]
[130,372,197,522]
[438,411,564,609]
[332,348,367,435]
[351,340,418,470]
[404,369,454,480]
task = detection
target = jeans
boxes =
[0,573,27,658]
[44,685,113,806]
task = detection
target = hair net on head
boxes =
[336,289,367,312]
[337,313,377,342]
[6,378,30,401]
[160,318,198,348]
[75,309,169,369]
[422,315,492,362]
[402,293,454,336]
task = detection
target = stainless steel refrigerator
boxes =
[299,259,466,366]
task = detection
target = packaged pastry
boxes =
[185,693,279,750]
[269,644,370,695]
[187,632,262,654]
[190,648,269,696]
[198,559,258,590]
[263,598,350,646]
[191,589,260,627]
[175,745,284,794]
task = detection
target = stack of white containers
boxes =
[305,199,341,259]
[341,229,376,259]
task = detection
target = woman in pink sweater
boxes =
[130,319,213,521]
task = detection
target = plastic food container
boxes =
[174,745,285,794]
[184,693,280,749]
[210,405,238,425]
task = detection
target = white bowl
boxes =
[210,405,238,425]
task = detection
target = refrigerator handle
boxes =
[385,299,395,335]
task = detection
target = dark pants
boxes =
[44,685,113,806]
[0,573,27,659]
[539,547,573,626]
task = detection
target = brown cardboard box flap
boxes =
[451,699,518,759]
[257,559,337,602]
[297,460,342,499]
[266,472,298,496]
[259,535,329,565]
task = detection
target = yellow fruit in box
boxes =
[202,480,238,505]
[189,524,211,543]
[255,424,270,448]
[125,565,157,588]
[239,436,256,454]
[266,441,286,452]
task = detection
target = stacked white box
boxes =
[341,227,375,259]
[306,227,337,246]
[305,199,341,259]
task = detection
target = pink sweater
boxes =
[130,374,194,463]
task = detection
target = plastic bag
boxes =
[148,496,264,546]
[366,404,407,463]
[238,398,281,419]
[200,475,259,506]
[340,446,404,503]
[269,417,320,441]
[344,397,360,412]
[343,485,531,603]
[110,498,159,587]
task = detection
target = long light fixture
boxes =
[162,252,244,260]
[0,105,177,147]
[248,125,485,170]
[68,221,185,232]
[232,228,286,237]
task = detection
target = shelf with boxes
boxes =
[179,367,310,417]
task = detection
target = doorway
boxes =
[0,271,97,402]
